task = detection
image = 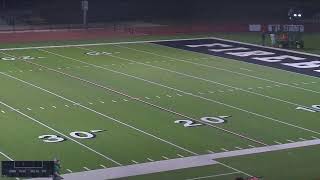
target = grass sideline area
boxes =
[0,34,319,180]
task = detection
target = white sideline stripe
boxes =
[37,50,320,140]
[0,100,122,166]
[28,139,320,180]
[185,172,240,180]
[118,44,320,95]
[0,37,212,51]
[0,72,198,156]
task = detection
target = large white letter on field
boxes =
[186,43,232,48]
[227,50,275,57]
[282,61,320,69]
[252,55,306,62]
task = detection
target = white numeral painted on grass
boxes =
[1,56,44,61]
[38,135,65,143]
[296,105,320,113]
[174,120,203,127]
[86,51,112,56]
[175,116,229,128]
[39,130,104,143]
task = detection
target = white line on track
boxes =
[0,72,199,156]
[185,172,240,180]
[33,50,320,140]
[116,43,320,95]
[0,100,122,166]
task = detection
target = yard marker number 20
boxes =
[175,116,230,128]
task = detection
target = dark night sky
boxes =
[1,0,319,23]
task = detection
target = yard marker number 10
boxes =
[296,105,320,113]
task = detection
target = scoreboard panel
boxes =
[1,161,54,178]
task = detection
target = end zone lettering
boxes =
[154,38,320,78]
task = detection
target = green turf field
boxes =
[0,34,320,180]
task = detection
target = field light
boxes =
[298,14,302,17]
[294,14,297,17]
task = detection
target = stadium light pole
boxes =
[82,0,89,28]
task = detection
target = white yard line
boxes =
[29,139,320,180]
[116,44,320,95]
[0,100,122,166]
[99,51,309,109]
[16,56,267,146]
[33,50,320,139]
[0,37,212,51]
[0,72,199,156]
[0,150,14,161]
[185,172,241,180]
[83,167,91,171]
